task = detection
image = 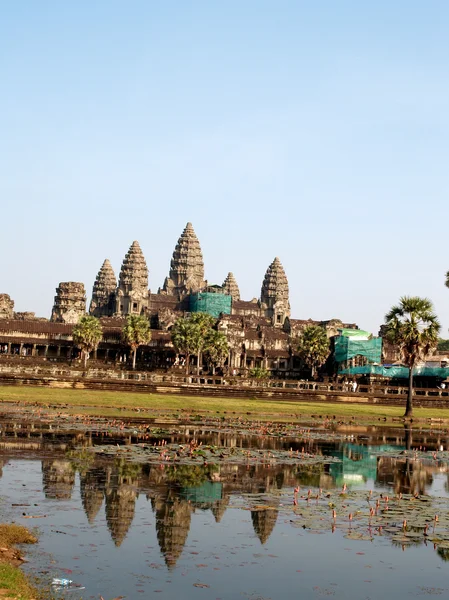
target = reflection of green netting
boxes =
[190,293,232,318]
[334,336,382,364]
[340,364,449,378]
[180,481,223,503]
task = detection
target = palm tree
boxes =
[171,318,201,375]
[72,316,103,368]
[203,329,229,374]
[122,315,152,370]
[297,325,330,378]
[384,296,440,418]
[171,313,216,375]
[189,313,216,375]
[445,271,449,289]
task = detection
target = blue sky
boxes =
[1,1,448,335]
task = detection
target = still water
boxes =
[1,422,449,599]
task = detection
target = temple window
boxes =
[133,303,138,311]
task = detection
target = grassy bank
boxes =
[0,524,38,600]
[1,385,449,422]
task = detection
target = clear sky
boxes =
[1,1,448,336]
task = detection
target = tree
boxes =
[438,338,449,352]
[72,316,103,368]
[171,318,201,375]
[445,271,449,289]
[297,325,330,377]
[122,315,152,370]
[171,313,216,375]
[384,296,440,418]
[203,329,228,373]
[189,313,216,375]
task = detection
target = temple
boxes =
[0,222,359,376]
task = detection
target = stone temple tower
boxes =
[89,259,117,317]
[222,272,240,300]
[116,241,149,316]
[162,223,205,298]
[260,257,290,326]
[51,282,86,324]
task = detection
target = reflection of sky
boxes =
[2,459,449,599]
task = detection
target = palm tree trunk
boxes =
[404,425,413,450]
[185,354,190,375]
[83,350,88,369]
[405,364,414,418]
[197,351,201,376]
[132,347,137,370]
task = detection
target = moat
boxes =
[2,411,449,599]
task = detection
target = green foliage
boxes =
[72,315,103,366]
[189,311,215,331]
[0,525,38,600]
[122,315,152,368]
[445,270,449,289]
[172,312,218,374]
[203,329,229,369]
[171,318,202,356]
[66,448,95,474]
[0,564,38,600]
[384,296,440,368]
[166,464,218,488]
[249,367,270,379]
[438,338,449,352]
[297,325,330,375]
[384,296,440,417]
[122,315,152,350]
[114,457,143,480]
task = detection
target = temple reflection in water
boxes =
[1,423,449,567]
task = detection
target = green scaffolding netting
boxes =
[189,292,232,318]
[339,364,449,378]
[334,336,382,364]
[339,328,371,339]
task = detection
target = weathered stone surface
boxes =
[222,272,240,300]
[51,282,86,324]
[13,312,47,321]
[116,241,149,315]
[260,257,290,326]
[0,294,14,319]
[162,223,205,298]
[90,259,117,317]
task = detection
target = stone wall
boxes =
[0,294,14,319]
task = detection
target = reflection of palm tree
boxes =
[394,459,432,496]
[404,425,413,451]
[80,467,106,524]
[437,547,449,562]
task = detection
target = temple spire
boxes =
[116,241,149,315]
[260,257,290,326]
[162,223,205,298]
[222,272,240,300]
[90,259,117,317]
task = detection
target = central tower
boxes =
[116,241,149,315]
[162,223,205,298]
